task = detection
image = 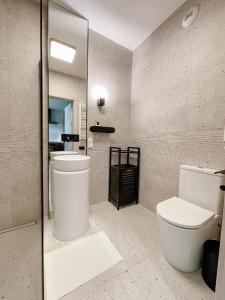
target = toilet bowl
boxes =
[157,197,220,272]
[157,165,225,272]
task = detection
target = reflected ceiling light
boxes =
[50,39,76,63]
[92,85,108,107]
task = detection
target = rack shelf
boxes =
[108,147,140,210]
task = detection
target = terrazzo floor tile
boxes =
[61,270,147,300]
[44,202,214,300]
[0,223,42,300]
[127,253,214,300]
[86,270,146,300]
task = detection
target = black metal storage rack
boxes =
[108,147,140,210]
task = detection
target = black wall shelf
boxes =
[90,126,115,133]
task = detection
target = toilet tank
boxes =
[179,165,225,215]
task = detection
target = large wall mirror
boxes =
[47,1,88,216]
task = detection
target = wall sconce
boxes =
[97,98,105,107]
[92,85,108,108]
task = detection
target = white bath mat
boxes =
[44,231,123,300]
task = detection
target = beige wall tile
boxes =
[87,30,132,204]
[0,0,41,230]
[131,0,225,211]
[49,70,86,104]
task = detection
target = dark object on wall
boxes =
[90,126,115,133]
[97,98,105,107]
[48,108,58,124]
[214,170,225,175]
[108,147,140,210]
[79,146,85,151]
[49,142,64,152]
[201,240,220,292]
[220,185,225,191]
[61,134,79,142]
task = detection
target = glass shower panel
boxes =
[0,0,43,299]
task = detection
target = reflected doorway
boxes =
[49,97,73,151]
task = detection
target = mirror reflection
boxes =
[47,1,88,216]
[48,0,87,154]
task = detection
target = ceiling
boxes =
[59,0,186,50]
[49,1,88,79]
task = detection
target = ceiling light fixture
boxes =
[50,39,76,63]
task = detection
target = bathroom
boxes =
[1,0,225,299]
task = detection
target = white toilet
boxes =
[157,165,225,272]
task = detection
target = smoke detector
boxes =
[182,7,199,28]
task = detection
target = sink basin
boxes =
[50,151,78,160]
[53,155,90,172]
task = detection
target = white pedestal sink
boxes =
[50,151,78,160]
[52,155,90,241]
[49,151,78,214]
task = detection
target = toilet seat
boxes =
[157,197,215,230]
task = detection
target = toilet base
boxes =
[157,213,220,272]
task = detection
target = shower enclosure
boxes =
[0,0,43,299]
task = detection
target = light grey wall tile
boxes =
[0,1,42,298]
[88,30,132,204]
[0,0,41,230]
[49,70,86,104]
[131,0,225,211]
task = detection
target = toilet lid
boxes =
[157,197,215,229]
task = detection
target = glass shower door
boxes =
[0,0,43,299]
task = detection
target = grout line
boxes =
[0,221,37,235]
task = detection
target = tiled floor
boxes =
[44,202,214,300]
[0,223,42,300]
